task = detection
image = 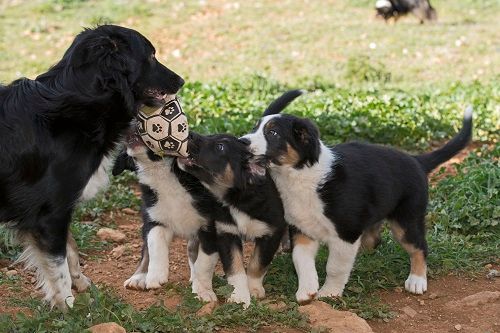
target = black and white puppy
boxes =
[375,0,437,23]
[178,132,286,308]
[112,134,228,303]
[242,91,472,303]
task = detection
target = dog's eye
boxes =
[268,130,278,137]
[216,143,225,152]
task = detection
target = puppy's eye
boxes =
[269,130,278,137]
[216,143,225,152]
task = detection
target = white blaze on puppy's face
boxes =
[241,115,280,155]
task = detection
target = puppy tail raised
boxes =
[415,106,473,174]
[263,89,305,117]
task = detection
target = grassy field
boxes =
[0,0,499,332]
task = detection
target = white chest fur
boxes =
[138,159,205,238]
[271,144,338,243]
[229,207,271,239]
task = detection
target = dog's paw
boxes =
[72,274,92,292]
[145,270,168,290]
[317,286,343,299]
[295,280,319,304]
[227,288,251,309]
[405,274,427,294]
[195,289,218,303]
[49,294,75,312]
[124,273,147,290]
[248,277,266,299]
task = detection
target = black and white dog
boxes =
[242,91,472,303]
[112,134,227,303]
[0,25,184,310]
[375,0,437,23]
[178,131,287,308]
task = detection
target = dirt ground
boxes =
[1,144,498,332]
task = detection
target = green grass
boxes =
[1,0,499,331]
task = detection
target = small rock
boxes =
[454,324,462,331]
[5,269,18,277]
[484,264,493,269]
[30,277,37,283]
[401,306,417,318]
[89,322,126,333]
[122,208,137,215]
[394,287,403,293]
[298,301,373,333]
[419,300,425,306]
[132,244,140,248]
[111,245,126,258]
[486,269,499,279]
[196,301,217,316]
[428,293,439,300]
[97,228,126,243]
[448,291,500,308]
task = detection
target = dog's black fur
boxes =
[112,138,230,300]
[178,132,286,306]
[0,25,184,309]
[375,0,437,23]
[243,90,472,301]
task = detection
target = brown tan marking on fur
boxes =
[230,247,245,276]
[247,247,265,279]
[216,163,235,188]
[390,223,427,277]
[279,143,300,165]
[293,232,315,246]
[361,222,384,250]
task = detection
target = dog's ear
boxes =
[292,118,320,167]
[262,90,305,117]
[112,148,136,176]
[67,31,136,112]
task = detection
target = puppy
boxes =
[242,91,472,303]
[112,134,227,303]
[178,132,286,307]
[0,25,184,310]
[376,0,437,23]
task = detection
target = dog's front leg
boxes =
[66,232,91,292]
[291,231,320,304]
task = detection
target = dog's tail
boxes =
[414,106,473,174]
[263,90,305,117]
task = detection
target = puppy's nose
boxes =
[238,137,250,146]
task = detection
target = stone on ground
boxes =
[97,228,126,243]
[89,322,126,333]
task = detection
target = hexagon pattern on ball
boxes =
[136,97,189,157]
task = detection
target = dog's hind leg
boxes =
[124,241,150,290]
[247,228,284,299]
[360,221,384,251]
[66,232,91,292]
[390,217,428,294]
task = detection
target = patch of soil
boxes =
[369,271,500,333]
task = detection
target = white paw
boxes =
[72,274,91,292]
[317,286,343,299]
[405,274,427,294]
[228,288,251,309]
[195,289,218,303]
[248,277,266,299]
[145,270,168,290]
[295,281,319,304]
[124,273,147,290]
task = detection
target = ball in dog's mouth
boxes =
[136,95,189,157]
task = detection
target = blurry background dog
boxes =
[375,0,437,23]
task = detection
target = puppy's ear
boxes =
[263,90,305,117]
[292,118,321,167]
[112,148,136,176]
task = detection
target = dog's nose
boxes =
[238,137,250,146]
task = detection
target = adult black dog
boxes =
[0,25,184,310]
[375,0,437,23]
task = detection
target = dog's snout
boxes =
[239,137,250,146]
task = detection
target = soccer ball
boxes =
[136,97,189,157]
